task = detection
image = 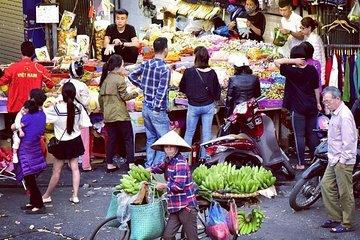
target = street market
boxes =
[1,0,360,239]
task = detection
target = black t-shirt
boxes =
[247,12,266,42]
[280,64,319,115]
[105,24,137,44]
[179,67,221,106]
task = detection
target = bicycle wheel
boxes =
[89,216,130,240]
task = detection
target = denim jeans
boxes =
[142,104,170,167]
[291,111,319,165]
[184,103,215,158]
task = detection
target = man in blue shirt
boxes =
[128,37,171,167]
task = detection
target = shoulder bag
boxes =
[47,128,66,155]
[195,68,221,113]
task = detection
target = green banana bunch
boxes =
[252,166,276,190]
[192,164,208,186]
[117,175,141,195]
[129,165,151,182]
[237,208,266,235]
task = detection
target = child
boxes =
[11,100,39,163]
[149,130,199,240]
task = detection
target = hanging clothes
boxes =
[356,51,360,98]
[325,55,332,87]
[343,54,350,102]
[338,53,343,93]
[328,54,339,87]
[349,54,356,104]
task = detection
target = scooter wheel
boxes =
[289,176,322,211]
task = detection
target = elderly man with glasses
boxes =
[320,86,357,233]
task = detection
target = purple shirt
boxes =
[328,102,357,166]
[306,59,322,92]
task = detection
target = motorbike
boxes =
[289,131,360,211]
[200,96,296,180]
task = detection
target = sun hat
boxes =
[228,54,249,67]
[151,130,192,152]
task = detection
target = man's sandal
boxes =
[330,225,354,233]
[321,220,341,228]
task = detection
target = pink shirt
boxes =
[328,102,357,166]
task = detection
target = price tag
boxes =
[36,4,59,23]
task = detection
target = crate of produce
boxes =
[258,99,283,109]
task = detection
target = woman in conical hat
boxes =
[149,130,199,239]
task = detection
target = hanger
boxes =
[322,19,358,33]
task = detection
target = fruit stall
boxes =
[0,26,287,159]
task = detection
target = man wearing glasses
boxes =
[320,86,357,233]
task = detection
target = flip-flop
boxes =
[321,219,341,228]
[330,225,354,233]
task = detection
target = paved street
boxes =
[0,162,359,240]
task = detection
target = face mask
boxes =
[245,7,256,14]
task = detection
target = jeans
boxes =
[291,111,319,165]
[142,104,170,167]
[184,103,215,158]
[106,121,134,165]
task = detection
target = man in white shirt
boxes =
[278,0,304,57]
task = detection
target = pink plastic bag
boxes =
[206,201,230,240]
[206,222,230,240]
[226,200,238,235]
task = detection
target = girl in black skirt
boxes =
[42,82,92,204]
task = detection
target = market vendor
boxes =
[0,41,55,127]
[243,0,266,41]
[278,0,303,57]
[101,8,139,64]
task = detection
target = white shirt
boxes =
[281,12,303,57]
[306,32,326,85]
[59,78,90,111]
[44,102,92,141]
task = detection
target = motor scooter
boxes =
[289,130,360,211]
[201,96,296,179]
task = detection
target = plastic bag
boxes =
[213,26,230,37]
[116,190,141,231]
[206,201,230,240]
[59,10,76,30]
[226,200,238,235]
[348,1,360,23]
[273,27,289,47]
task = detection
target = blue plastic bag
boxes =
[206,201,230,240]
[213,26,230,37]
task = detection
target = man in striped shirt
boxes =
[129,37,171,167]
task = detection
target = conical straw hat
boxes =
[151,130,192,152]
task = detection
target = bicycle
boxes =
[89,199,209,240]
[89,195,246,240]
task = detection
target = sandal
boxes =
[321,219,341,228]
[69,196,80,204]
[330,225,354,233]
[42,196,52,203]
[20,204,33,210]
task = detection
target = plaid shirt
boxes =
[128,58,171,112]
[151,153,197,213]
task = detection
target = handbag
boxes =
[105,190,122,227]
[47,128,66,155]
[195,68,221,114]
[129,186,165,240]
